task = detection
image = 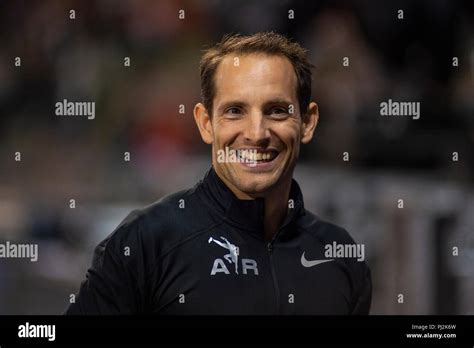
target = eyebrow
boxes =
[217,98,293,111]
[263,99,293,106]
[218,100,249,112]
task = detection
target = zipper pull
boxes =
[267,242,273,252]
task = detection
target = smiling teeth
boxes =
[239,151,274,161]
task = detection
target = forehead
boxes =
[213,53,298,105]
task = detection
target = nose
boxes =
[243,110,270,145]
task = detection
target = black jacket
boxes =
[66,168,371,315]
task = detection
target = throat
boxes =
[262,182,291,241]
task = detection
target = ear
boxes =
[301,102,319,144]
[193,103,213,144]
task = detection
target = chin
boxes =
[235,173,280,196]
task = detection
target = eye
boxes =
[272,107,288,114]
[224,106,243,117]
[269,106,289,118]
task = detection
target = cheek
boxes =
[272,122,301,149]
[213,122,241,146]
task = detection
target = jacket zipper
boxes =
[267,239,280,314]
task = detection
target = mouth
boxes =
[238,148,278,162]
[231,148,280,173]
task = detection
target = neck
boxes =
[213,168,292,242]
[262,178,291,241]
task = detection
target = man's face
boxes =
[195,53,317,198]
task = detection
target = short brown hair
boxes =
[199,32,314,116]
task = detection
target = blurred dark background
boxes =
[0,0,473,314]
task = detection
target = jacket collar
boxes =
[198,167,305,239]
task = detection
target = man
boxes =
[66,32,371,315]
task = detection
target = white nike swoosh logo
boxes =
[301,252,334,267]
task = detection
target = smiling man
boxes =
[66,32,372,315]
